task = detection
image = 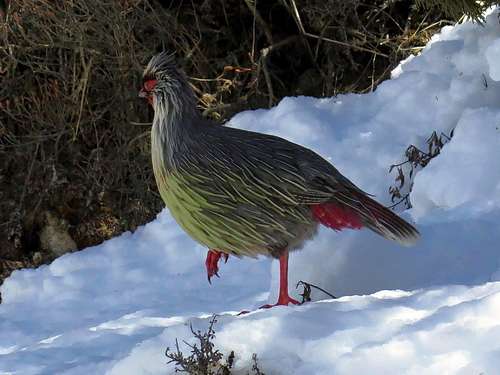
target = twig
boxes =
[285,0,305,34]
[258,35,299,107]
[304,32,388,58]
[296,280,337,304]
[19,142,39,207]
[259,49,274,108]
[370,54,377,92]
[260,35,299,55]
[283,0,320,67]
[244,0,273,46]
[128,121,152,126]
[386,194,411,209]
[285,0,388,58]
[73,50,92,141]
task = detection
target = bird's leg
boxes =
[205,249,229,284]
[260,250,300,308]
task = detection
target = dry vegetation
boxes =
[165,315,264,375]
[0,0,498,293]
[388,129,454,209]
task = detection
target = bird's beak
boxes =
[138,88,147,98]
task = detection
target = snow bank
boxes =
[110,283,500,375]
[1,9,500,375]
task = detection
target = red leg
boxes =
[260,250,300,309]
[205,249,229,284]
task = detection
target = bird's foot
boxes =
[237,295,300,315]
[205,249,229,284]
[259,294,300,309]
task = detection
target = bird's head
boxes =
[139,52,195,112]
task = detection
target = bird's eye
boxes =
[144,79,158,91]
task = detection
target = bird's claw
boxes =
[259,296,300,309]
[237,296,300,315]
[205,249,228,284]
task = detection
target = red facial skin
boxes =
[139,79,158,106]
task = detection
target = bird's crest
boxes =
[143,51,177,81]
[141,51,197,121]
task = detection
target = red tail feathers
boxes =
[311,203,363,231]
[311,192,420,246]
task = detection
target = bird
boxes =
[139,52,420,309]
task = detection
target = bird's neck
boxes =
[151,95,199,172]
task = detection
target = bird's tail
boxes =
[312,191,420,247]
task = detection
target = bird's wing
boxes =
[188,125,361,207]
[173,125,419,250]
[210,128,420,246]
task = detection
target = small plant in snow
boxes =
[165,315,264,375]
[388,129,454,209]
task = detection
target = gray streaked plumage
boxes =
[141,52,420,260]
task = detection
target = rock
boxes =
[32,251,43,265]
[39,211,77,258]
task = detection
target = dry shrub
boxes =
[1,1,167,265]
[165,315,264,375]
[388,129,454,210]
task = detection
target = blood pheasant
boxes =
[139,52,419,308]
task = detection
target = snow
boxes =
[411,107,500,221]
[486,38,500,81]
[2,9,500,375]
